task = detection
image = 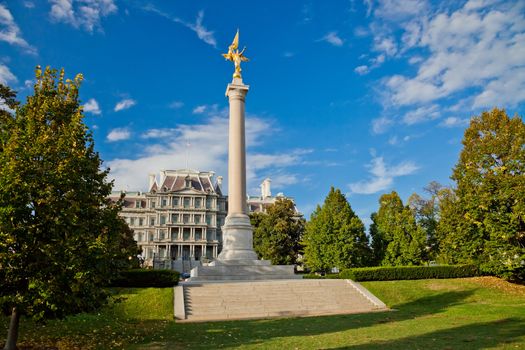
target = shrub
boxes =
[110,269,180,287]
[301,273,340,279]
[339,265,481,281]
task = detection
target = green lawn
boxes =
[2,277,525,349]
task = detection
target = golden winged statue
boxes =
[222,30,249,79]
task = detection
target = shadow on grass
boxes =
[154,290,475,348]
[329,318,525,350]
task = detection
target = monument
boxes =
[188,31,299,281]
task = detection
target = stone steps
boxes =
[175,279,388,322]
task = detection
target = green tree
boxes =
[0,84,19,151]
[250,198,305,265]
[372,191,426,266]
[408,181,443,261]
[369,212,386,265]
[0,67,138,350]
[303,187,371,272]
[439,108,525,280]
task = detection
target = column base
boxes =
[216,213,258,261]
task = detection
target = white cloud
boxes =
[107,114,306,193]
[83,98,101,115]
[143,6,216,47]
[371,116,394,134]
[141,128,176,139]
[349,156,419,195]
[373,0,429,21]
[0,63,17,85]
[0,4,37,54]
[354,65,370,75]
[186,10,216,47]
[107,127,131,142]
[440,116,470,128]
[169,101,184,109]
[23,2,35,9]
[373,36,397,56]
[49,0,117,33]
[192,105,207,114]
[402,104,440,125]
[320,32,344,47]
[384,1,525,108]
[114,98,136,112]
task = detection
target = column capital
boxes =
[226,81,250,99]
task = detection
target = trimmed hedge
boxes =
[110,269,180,287]
[302,273,340,279]
[339,265,481,281]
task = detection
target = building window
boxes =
[206,198,212,209]
[135,200,141,208]
[171,214,178,223]
[195,215,201,224]
[148,233,154,242]
[183,197,190,208]
[173,197,179,207]
[130,217,136,226]
[183,214,190,224]
[161,197,167,207]
[150,217,155,226]
[160,215,166,225]
[195,198,202,208]
[159,230,166,240]
[150,200,156,209]
[139,218,144,226]
[195,228,202,241]
[183,228,191,241]
[206,214,212,226]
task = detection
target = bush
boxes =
[110,269,180,287]
[302,273,340,279]
[339,265,481,281]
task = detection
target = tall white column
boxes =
[217,78,257,261]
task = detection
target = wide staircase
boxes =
[175,279,388,322]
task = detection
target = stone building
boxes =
[110,169,227,269]
[247,178,293,213]
[110,171,295,269]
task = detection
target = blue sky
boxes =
[1,0,524,226]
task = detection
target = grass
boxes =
[2,277,525,349]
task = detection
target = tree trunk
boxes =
[3,306,20,350]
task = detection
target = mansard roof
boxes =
[151,169,222,195]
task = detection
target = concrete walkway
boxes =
[174,279,388,322]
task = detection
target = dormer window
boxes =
[185,176,191,188]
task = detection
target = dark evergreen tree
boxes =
[303,187,371,272]
[0,67,139,349]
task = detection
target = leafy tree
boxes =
[0,84,18,151]
[0,67,138,349]
[303,187,371,272]
[371,191,426,266]
[251,198,305,265]
[408,181,443,261]
[439,108,525,280]
[369,212,386,265]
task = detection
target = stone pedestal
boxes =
[189,77,299,282]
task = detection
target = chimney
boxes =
[148,173,156,191]
[217,176,223,189]
[262,178,271,199]
[159,170,166,187]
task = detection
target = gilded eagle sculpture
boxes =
[222,30,249,79]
